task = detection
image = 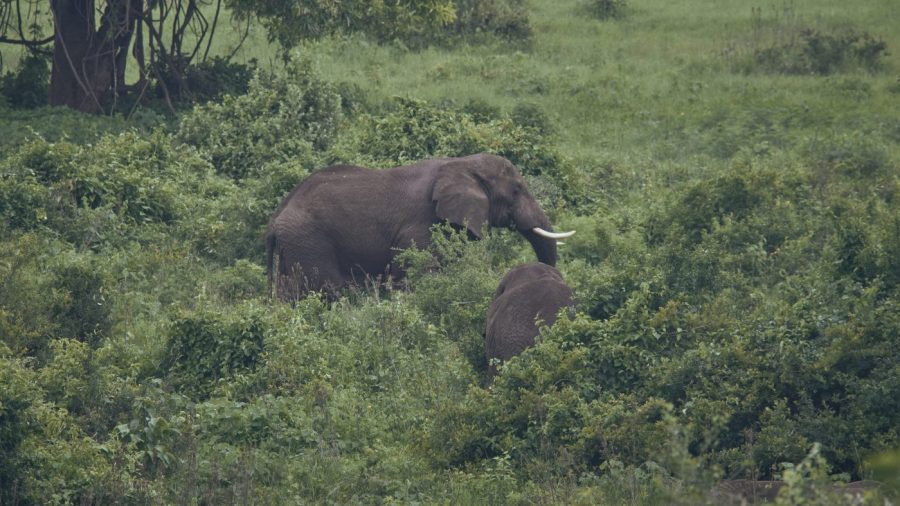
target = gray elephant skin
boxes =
[266,153,575,301]
[485,262,574,378]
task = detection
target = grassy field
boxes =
[1,0,899,504]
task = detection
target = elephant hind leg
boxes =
[276,244,345,302]
[275,248,303,302]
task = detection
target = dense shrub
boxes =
[349,98,555,171]
[0,129,284,264]
[754,29,888,75]
[0,104,167,153]
[428,270,900,481]
[235,0,530,50]
[449,0,532,43]
[0,354,111,505]
[398,226,516,373]
[163,302,269,399]
[647,173,766,245]
[0,51,50,109]
[341,97,589,207]
[509,101,554,135]
[461,97,503,122]
[0,132,221,252]
[49,254,111,345]
[0,235,117,361]
[176,57,340,180]
[581,0,629,20]
[726,19,888,76]
[0,138,78,231]
[830,199,900,289]
[805,132,892,181]
[162,56,256,105]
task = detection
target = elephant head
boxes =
[431,154,573,266]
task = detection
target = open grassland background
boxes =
[1,0,899,504]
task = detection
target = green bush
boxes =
[828,193,900,291]
[757,29,887,75]
[510,101,554,135]
[727,20,888,76]
[166,56,255,105]
[0,104,166,154]
[0,52,50,109]
[0,235,114,361]
[163,302,269,399]
[0,138,77,230]
[449,0,532,43]
[180,159,308,264]
[234,0,530,50]
[202,259,267,302]
[805,132,892,180]
[0,133,203,242]
[0,354,110,505]
[461,97,503,122]
[0,355,43,502]
[647,173,767,245]
[344,97,587,205]
[0,234,59,358]
[176,57,340,180]
[581,0,629,20]
[0,130,265,262]
[49,253,111,345]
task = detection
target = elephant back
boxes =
[270,165,371,219]
[485,263,574,376]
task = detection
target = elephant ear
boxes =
[432,164,490,239]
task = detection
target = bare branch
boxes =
[202,0,222,61]
[126,75,151,120]
[226,14,250,61]
[186,2,209,63]
[0,35,54,46]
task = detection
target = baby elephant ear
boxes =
[432,163,490,239]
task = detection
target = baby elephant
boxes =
[485,263,575,379]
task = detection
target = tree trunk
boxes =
[49,0,141,113]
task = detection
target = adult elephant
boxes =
[266,153,575,301]
[485,262,575,379]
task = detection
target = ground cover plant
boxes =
[1,0,899,503]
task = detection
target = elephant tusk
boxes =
[533,227,575,239]
[556,241,565,246]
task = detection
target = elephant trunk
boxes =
[508,184,575,267]
[514,198,559,266]
[522,228,558,266]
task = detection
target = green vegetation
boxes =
[1,0,898,503]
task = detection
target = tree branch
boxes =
[202,0,222,61]
[0,35,54,47]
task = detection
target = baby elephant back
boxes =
[485,263,574,379]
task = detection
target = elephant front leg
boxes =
[387,227,433,287]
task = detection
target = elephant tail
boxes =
[266,228,277,298]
